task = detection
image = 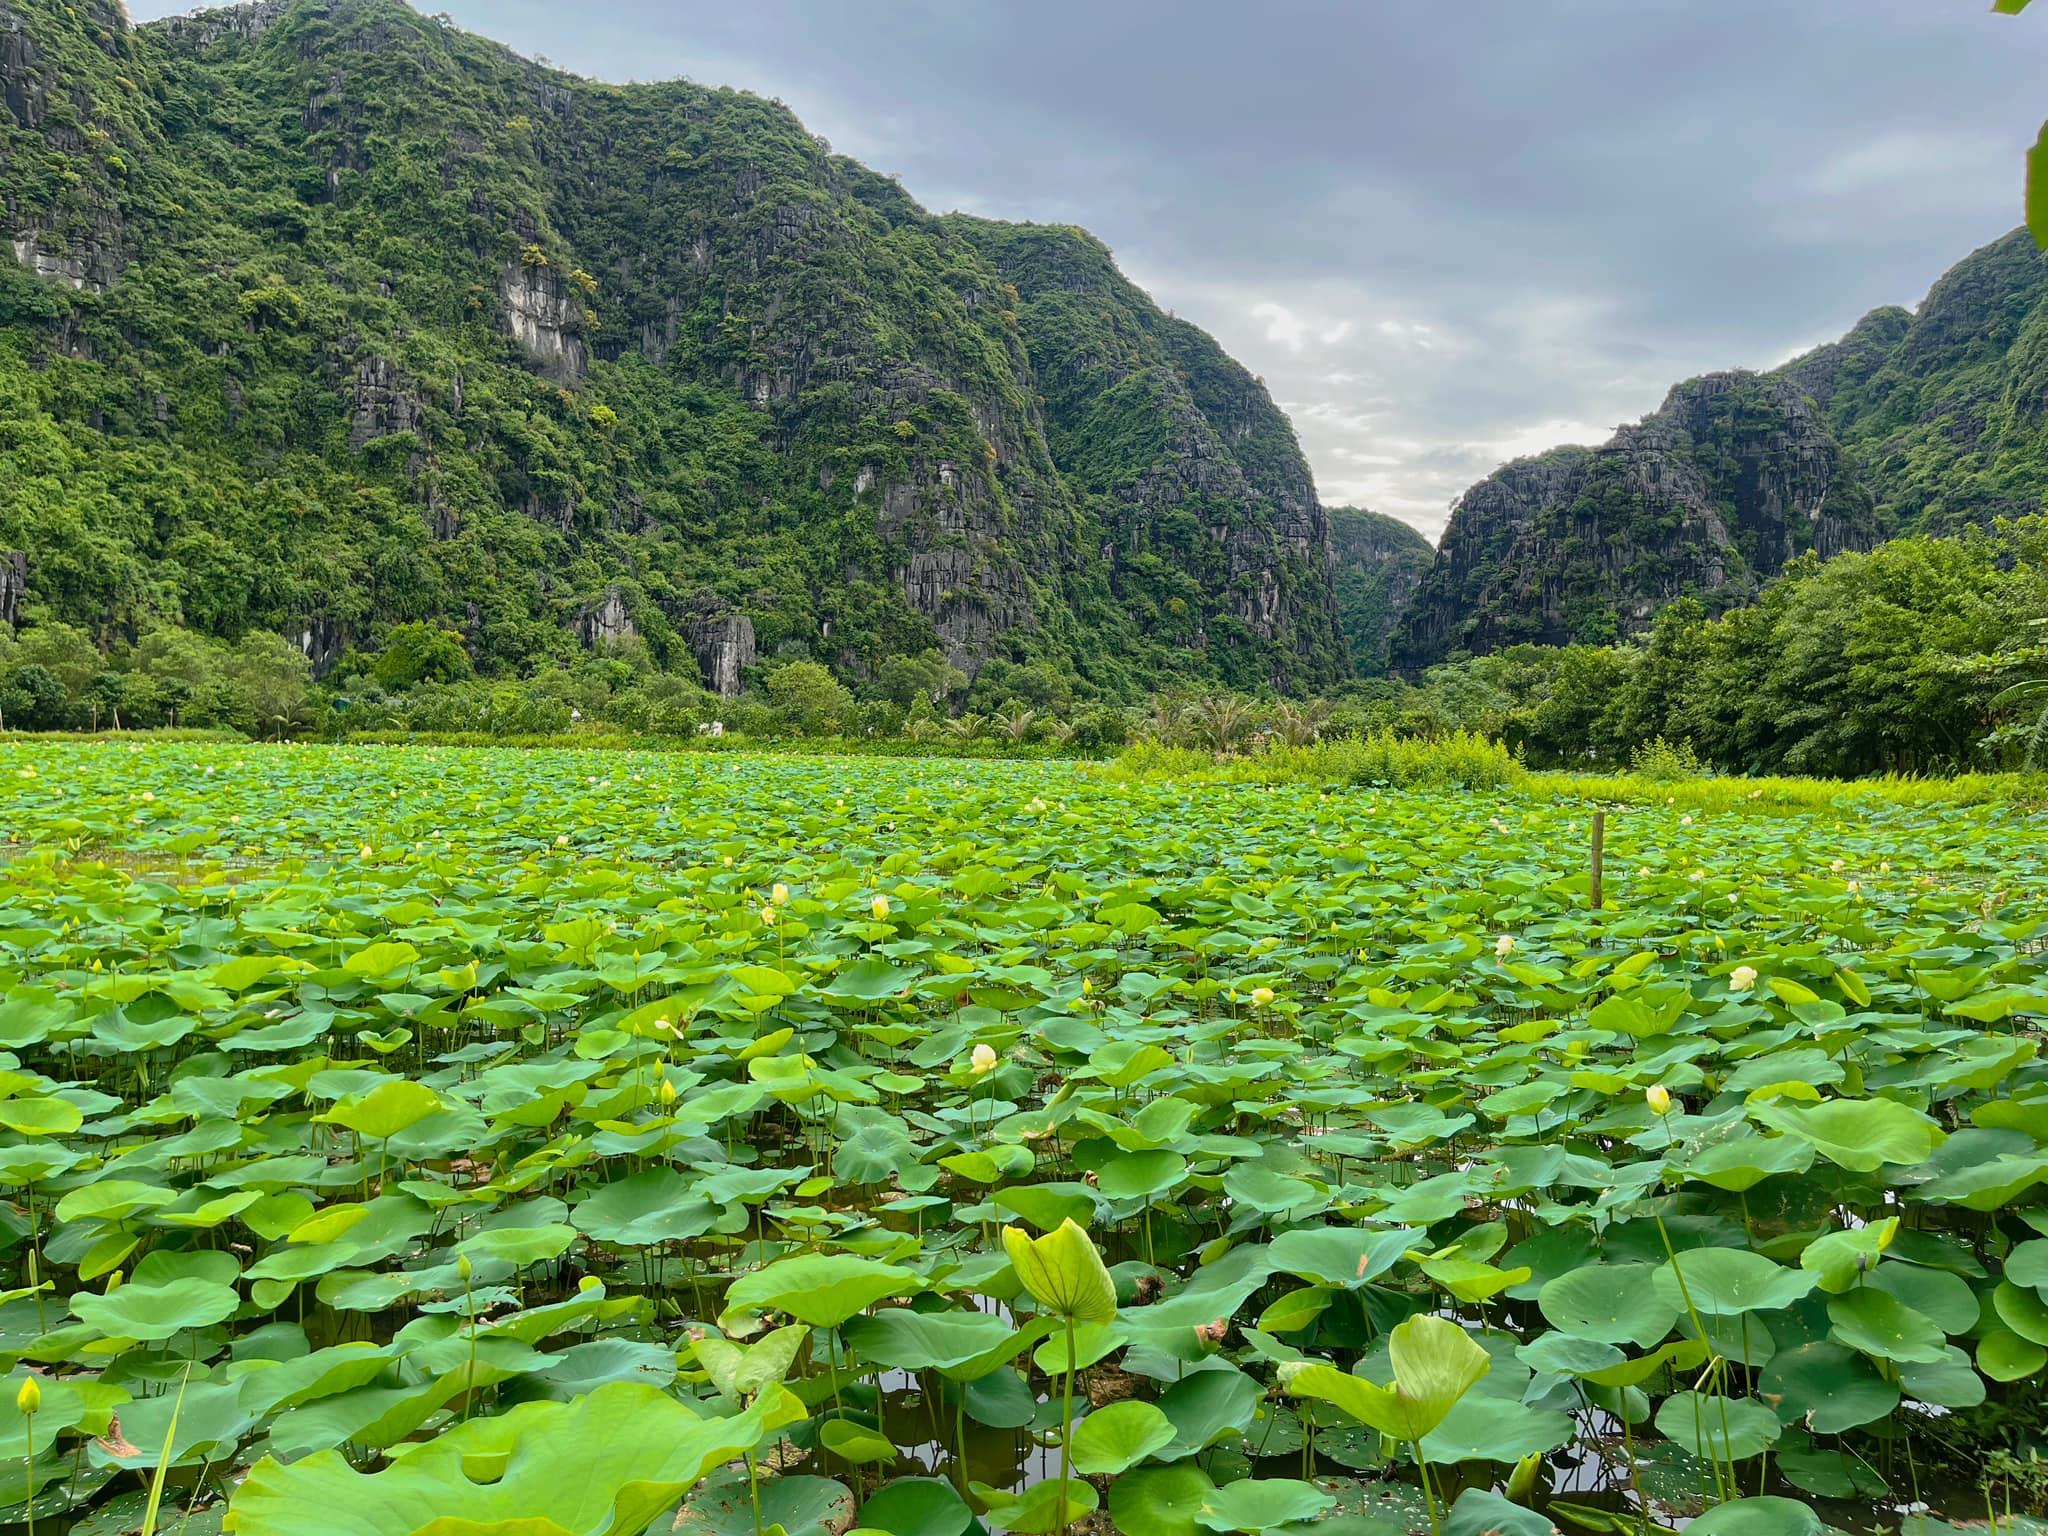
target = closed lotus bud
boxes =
[771,882,791,906]
[1494,935,1516,957]
[457,1254,473,1282]
[1645,1084,1673,1116]
[1249,986,1275,1008]
[871,894,891,921]
[970,1043,999,1076]
[16,1377,39,1416]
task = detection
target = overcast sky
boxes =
[134,1,2048,541]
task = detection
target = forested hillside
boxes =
[0,0,1346,702]
[1394,231,2048,668]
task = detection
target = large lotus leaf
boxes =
[1896,1345,1985,1410]
[858,1477,972,1536]
[970,1476,1097,1535]
[322,1080,444,1142]
[843,1308,1042,1379]
[1864,1262,1976,1334]
[677,1473,850,1536]
[1286,1315,1489,1442]
[1758,1343,1899,1432]
[0,1096,82,1135]
[719,1253,921,1331]
[225,1381,798,1536]
[1826,1288,1947,1364]
[538,1339,679,1398]
[1537,1264,1678,1347]
[1653,1392,1780,1462]
[1095,1149,1187,1202]
[1418,1394,1572,1464]
[1001,1221,1115,1323]
[1445,1489,1556,1536]
[1266,1226,1417,1289]
[1108,1465,1218,1536]
[1653,1250,1816,1317]
[1685,1498,1824,1536]
[1752,1098,1943,1173]
[1070,1399,1175,1476]
[72,1275,240,1342]
[572,1170,717,1245]
[989,1183,1098,1235]
[1798,1221,1896,1293]
[1190,1477,1333,1533]
[1156,1365,1263,1458]
[690,1326,808,1403]
[87,1378,255,1471]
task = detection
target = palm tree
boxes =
[995,707,1039,744]
[943,713,984,742]
[1193,694,1253,753]
[1147,695,1186,746]
[1270,698,1332,747]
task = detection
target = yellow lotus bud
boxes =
[457,1254,473,1282]
[1249,986,1275,1008]
[659,1077,678,1103]
[760,905,777,928]
[970,1043,999,1076]
[15,1377,39,1416]
[772,882,791,906]
[1645,1084,1673,1116]
[871,894,891,921]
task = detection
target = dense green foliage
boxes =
[0,744,2041,1533]
[1325,508,1432,674]
[0,0,1343,705]
[1379,521,2048,777]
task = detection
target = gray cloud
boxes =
[132,0,2048,541]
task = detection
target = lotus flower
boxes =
[971,1043,999,1075]
[1250,985,1275,1008]
[1729,964,1758,992]
[1494,935,1516,957]
[16,1377,38,1415]
[871,894,891,921]
[1645,1084,1672,1116]
[771,882,791,906]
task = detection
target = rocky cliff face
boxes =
[951,219,1347,693]
[1392,373,1877,668]
[1391,231,2048,669]
[0,0,1345,698]
[1324,507,1433,674]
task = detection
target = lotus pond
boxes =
[0,743,2045,1536]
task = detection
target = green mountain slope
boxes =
[1323,507,1432,674]
[1393,231,2048,670]
[0,0,1345,697]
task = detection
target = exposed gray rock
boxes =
[1392,371,1880,668]
[686,610,756,698]
[347,356,422,448]
[501,259,587,384]
[0,550,25,625]
[576,584,637,649]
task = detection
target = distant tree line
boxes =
[2,522,2042,778]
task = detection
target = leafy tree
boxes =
[374,624,475,689]
[763,662,853,737]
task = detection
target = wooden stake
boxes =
[1590,810,1606,912]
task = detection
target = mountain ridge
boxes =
[0,0,1348,698]
[1392,229,2048,669]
